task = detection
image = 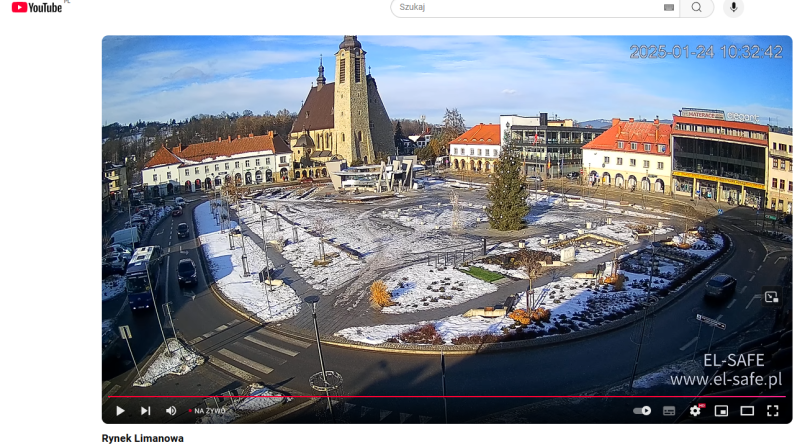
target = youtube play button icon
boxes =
[12,2,28,13]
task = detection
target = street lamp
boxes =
[304,296,342,417]
[628,240,661,392]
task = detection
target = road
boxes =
[102,197,790,424]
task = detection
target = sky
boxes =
[102,35,793,128]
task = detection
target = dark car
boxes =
[177,222,190,238]
[566,172,580,180]
[177,258,198,287]
[172,207,183,217]
[705,273,737,299]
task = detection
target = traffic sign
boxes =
[765,215,777,221]
[119,325,132,339]
[717,209,723,215]
[696,314,726,330]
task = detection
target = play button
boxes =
[12,2,28,13]
[116,406,125,416]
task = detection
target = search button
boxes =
[680,0,714,17]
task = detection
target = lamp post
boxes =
[304,296,342,418]
[260,207,273,293]
[629,241,661,392]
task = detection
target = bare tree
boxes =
[313,218,330,261]
[518,251,542,315]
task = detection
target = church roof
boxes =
[291,83,335,133]
[339,35,362,50]
[294,132,315,148]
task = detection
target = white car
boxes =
[104,244,132,261]
[174,197,186,207]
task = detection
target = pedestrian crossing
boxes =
[203,326,311,384]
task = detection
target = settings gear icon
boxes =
[689,405,702,416]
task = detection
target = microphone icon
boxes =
[731,2,738,12]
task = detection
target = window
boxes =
[167,171,171,179]
[205,166,209,173]
[280,156,287,163]
[603,156,610,164]
[790,161,793,172]
[617,141,624,149]
[470,148,475,155]
[256,159,261,166]
[616,157,623,165]
[780,159,786,170]
[215,164,220,171]
[631,142,637,150]
[184,169,189,176]
[235,161,240,169]
[477,149,482,156]
[773,158,779,168]
[629,159,636,167]
[772,178,778,188]
[224,162,229,170]
[342,133,345,142]
[266,158,271,165]
[790,181,794,192]
[153,174,157,181]
[780,179,785,190]
[658,144,666,153]
[657,162,664,170]
[195,167,199,174]
[790,145,794,153]
[643,160,650,169]
[245,160,250,167]
[339,58,345,83]
[461,148,465,155]
[494,149,498,157]
[644,143,651,151]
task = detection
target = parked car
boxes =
[102,253,127,276]
[172,207,183,217]
[704,273,737,300]
[109,228,141,250]
[177,258,198,287]
[177,223,190,238]
[566,172,580,180]
[102,319,122,362]
[300,177,314,184]
[174,197,186,207]
[105,244,132,257]
[527,174,542,182]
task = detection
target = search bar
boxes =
[390,0,714,18]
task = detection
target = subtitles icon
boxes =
[662,406,676,416]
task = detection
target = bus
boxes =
[125,245,163,311]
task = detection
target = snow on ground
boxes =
[670,232,725,259]
[378,263,498,314]
[195,201,301,321]
[197,383,291,424]
[632,360,705,389]
[102,275,126,301]
[133,339,204,387]
[336,314,513,345]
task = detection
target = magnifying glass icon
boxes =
[692,1,702,12]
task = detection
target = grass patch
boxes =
[463,266,505,283]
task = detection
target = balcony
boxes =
[770,149,792,160]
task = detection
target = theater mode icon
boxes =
[12,2,28,12]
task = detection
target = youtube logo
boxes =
[12,2,27,12]
[11,2,63,13]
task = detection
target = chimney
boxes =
[268,131,274,138]
[612,118,620,126]
[218,137,222,142]
[227,135,231,142]
[654,118,660,125]
[237,135,241,140]
[249,133,253,138]
[629,117,635,123]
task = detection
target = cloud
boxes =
[502,89,516,95]
[163,66,210,82]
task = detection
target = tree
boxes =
[414,144,436,163]
[486,133,529,231]
[518,250,542,315]
[394,121,405,147]
[441,108,466,143]
[313,218,330,261]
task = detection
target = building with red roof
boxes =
[448,123,501,173]
[582,117,672,192]
[141,131,292,195]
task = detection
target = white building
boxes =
[449,124,501,172]
[142,132,293,195]
[582,118,672,193]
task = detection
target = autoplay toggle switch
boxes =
[633,406,652,416]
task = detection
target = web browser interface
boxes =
[4,0,795,444]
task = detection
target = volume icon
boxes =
[166,406,177,416]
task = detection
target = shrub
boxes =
[391,324,443,345]
[509,309,531,325]
[452,333,501,345]
[370,281,394,307]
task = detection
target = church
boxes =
[289,36,395,179]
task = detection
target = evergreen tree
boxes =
[486,136,529,231]
[394,121,405,146]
